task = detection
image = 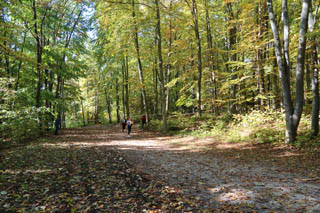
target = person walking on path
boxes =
[141,115,146,130]
[127,117,133,137]
[54,115,61,135]
[121,117,127,132]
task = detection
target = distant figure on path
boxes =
[54,115,61,135]
[141,115,146,130]
[127,118,133,137]
[121,117,127,132]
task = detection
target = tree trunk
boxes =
[116,76,120,123]
[311,43,319,136]
[15,32,26,90]
[86,81,89,125]
[267,0,310,142]
[190,0,202,117]
[205,0,216,114]
[153,56,159,115]
[309,4,320,136]
[226,2,237,114]
[155,0,167,130]
[32,0,42,110]
[272,55,281,109]
[125,55,130,118]
[106,89,112,124]
[165,0,173,116]
[122,57,126,117]
[131,0,149,121]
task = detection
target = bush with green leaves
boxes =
[0,106,51,148]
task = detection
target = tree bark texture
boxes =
[155,0,168,130]
[205,0,216,114]
[131,0,149,122]
[191,0,202,117]
[267,0,310,142]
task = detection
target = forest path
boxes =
[58,124,320,212]
[1,124,319,211]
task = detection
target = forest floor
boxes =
[1,124,320,212]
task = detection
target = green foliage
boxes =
[168,111,289,145]
[248,128,283,144]
[0,107,51,148]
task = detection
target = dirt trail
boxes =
[57,125,320,212]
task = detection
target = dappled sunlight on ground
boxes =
[2,169,52,175]
[36,124,320,211]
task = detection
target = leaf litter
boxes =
[0,124,319,212]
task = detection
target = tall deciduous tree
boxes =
[267,0,311,142]
[155,0,167,130]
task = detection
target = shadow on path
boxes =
[48,124,320,212]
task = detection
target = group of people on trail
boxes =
[121,117,133,137]
[121,115,147,137]
[54,114,146,137]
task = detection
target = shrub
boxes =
[0,107,50,148]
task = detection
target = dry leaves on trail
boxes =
[2,124,319,212]
[0,144,205,212]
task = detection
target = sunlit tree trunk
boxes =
[205,0,216,114]
[267,0,310,142]
[226,2,237,114]
[256,1,267,108]
[153,55,159,116]
[155,0,167,130]
[131,0,149,121]
[116,76,120,123]
[121,57,126,117]
[309,4,320,136]
[166,0,173,116]
[187,0,203,117]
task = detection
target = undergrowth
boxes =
[147,111,320,149]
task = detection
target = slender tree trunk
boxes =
[125,55,130,118]
[205,0,216,114]
[131,0,149,121]
[306,57,312,96]
[190,0,202,117]
[311,44,319,136]
[15,32,26,90]
[95,92,99,124]
[116,76,120,123]
[57,9,82,127]
[61,80,66,128]
[153,56,159,115]
[155,0,167,130]
[106,89,112,124]
[122,57,126,117]
[86,81,89,124]
[282,0,290,84]
[309,3,320,136]
[165,0,173,116]
[226,2,237,114]
[32,0,42,110]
